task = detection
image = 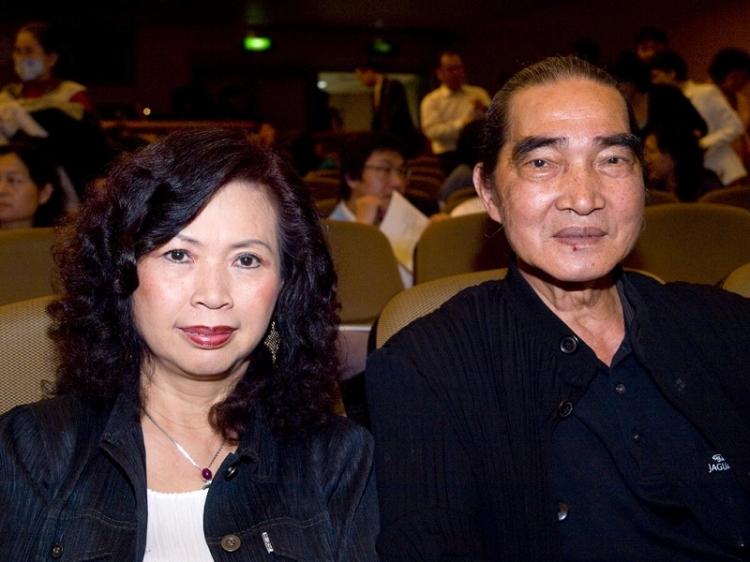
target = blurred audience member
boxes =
[355,60,421,155]
[651,50,747,185]
[709,48,750,170]
[643,125,718,201]
[438,118,484,204]
[610,52,706,139]
[420,51,490,173]
[333,133,407,226]
[0,22,109,196]
[0,140,67,229]
[634,26,669,64]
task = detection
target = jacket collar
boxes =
[100,390,279,483]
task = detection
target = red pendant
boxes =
[201,468,213,481]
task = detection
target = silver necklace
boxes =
[144,410,225,488]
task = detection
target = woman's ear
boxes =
[38,183,53,205]
[473,163,503,224]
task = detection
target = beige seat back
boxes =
[722,262,750,297]
[0,295,58,414]
[323,220,404,325]
[414,213,513,284]
[623,203,750,284]
[0,227,57,306]
[698,186,750,212]
[376,269,506,348]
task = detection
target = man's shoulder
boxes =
[421,86,448,105]
[381,279,505,353]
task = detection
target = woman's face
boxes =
[13,31,57,82]
[476,78,645,286]
[132,181,283,384]
[0,152,52,229]
[643,134,675,185]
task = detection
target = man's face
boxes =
[437,54,466,91]
[636,40,665,64]
[356,68,378,88]
[476,78,645,286]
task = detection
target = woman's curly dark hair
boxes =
[49,128,340,437]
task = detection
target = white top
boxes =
[144,488,213,562]
[682,80,747,185]
[450,197,487,217]
[420,84,491,154]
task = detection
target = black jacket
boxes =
[367,264,750,560]
[0,393,378,561]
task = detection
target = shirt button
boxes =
[559,336,579,354]
[50,543,64,558]
[557,400,574,419]
[632,432,641,442]
[615,383,626,395]
[558,502,569,521]
[225,465,239,480]
[221,534,242,552]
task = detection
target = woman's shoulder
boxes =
[0,395,103,488]
[1,396,105,460]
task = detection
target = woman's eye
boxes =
[164,249,189,262]
[237,254,260,268]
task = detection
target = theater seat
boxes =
[0,295,58,414]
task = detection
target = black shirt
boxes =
[552,289,750,561]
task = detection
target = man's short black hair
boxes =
[339,133,405,200]
[650,50,688,82]
[635,26,668,46]
[709,48,750,84]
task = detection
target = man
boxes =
[709,48,750,169]
[355,61,421,155]
[634,26,668,64]
[651,50,747,185]
[420,51,491,173]
[367,56,750,560]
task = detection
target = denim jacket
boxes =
[0,392,379,561]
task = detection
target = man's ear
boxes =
[473,163,503,224]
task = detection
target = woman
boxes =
[643,124,718,201]
[367,57,750,560]
[0,140,66,228]
[0,22,108,194]
[0,129,377,560]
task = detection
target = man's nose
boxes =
[556,164,605,215]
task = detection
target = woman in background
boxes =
[0,140,66,228]
[0,21,109,195]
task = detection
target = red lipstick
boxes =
[179,326,235,348]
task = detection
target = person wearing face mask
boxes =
[0,21,108,197]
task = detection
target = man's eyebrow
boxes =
[511,136,565,163]
[596,133,642,154]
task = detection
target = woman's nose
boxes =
[191,265,233,309]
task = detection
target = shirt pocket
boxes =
[232,511,336,561]
[47,508,137,561]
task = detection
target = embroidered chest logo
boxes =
[708,453,731,474]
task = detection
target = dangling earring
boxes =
[264,321,280,365]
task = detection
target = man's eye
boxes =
[530,159,548,168]
[237,254,260,268]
